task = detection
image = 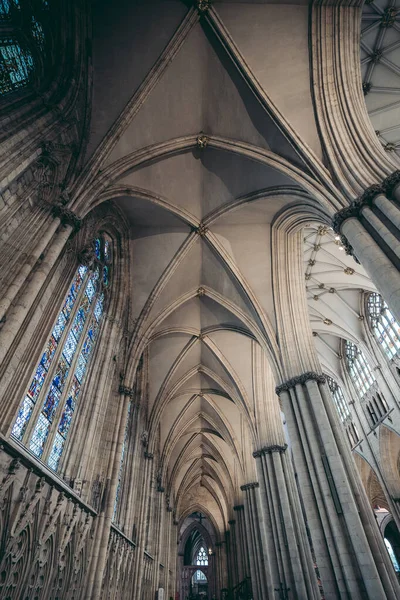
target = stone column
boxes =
[0,208,80,368]
[276,372,400,600]
[227,519,239,588]
[133,451,155,599]
[233,504,249,582]
[240,482,269,600]
[333,179,400,322]
[253,444,318,600]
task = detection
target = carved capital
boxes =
[275,372,326,395]
[228,519,236,525]
[332,203,359,234]
[118,384,135,398]
[196,1,211,15]
[144,451,154,460]
[383,170,400,199]
[358,184,385,208]
[240,482,259,491]
[253,444,288,457]
[52,206,81,232]
[233,504,244,511]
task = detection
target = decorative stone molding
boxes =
[240,482,259,491]
[196,1,211,15]
[78,243,97,268]
[383,170,400,199]
[196,223,208,236]
[52,206,81,232]
[197,287,206,297]
[228,519,236,525]
[118,384,135,398]
[275,372,326,395]
[233,504,244,511]
[144,451,154,460]
[358,184,385,208]
[381,7,397,27]
[253,444,288,458]
[196,132,209,148]
[332,204,359,234]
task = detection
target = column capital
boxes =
[228,519,236,525]
[275,372,326,395]
[383,170,400,199]
[240,482,259,491]
[52,205,81,232]
[233,504,244,511]
[118,384,135,398]
[253,444,288,457]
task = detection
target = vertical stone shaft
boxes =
[234,505,248,582]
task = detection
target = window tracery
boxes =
[367,292,400,360]
[326,375,351,423]
[11,235,111,473]
[196,547,208,567]
[0,0,49,95]
[345,340,375,397]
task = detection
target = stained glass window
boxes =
[196,547,208,566]
[12,235,111,473]
[345,341,375,398]
[326,376,351,423]
[0,40,34,94]
[367,293,400,360]
[385,538,400,572]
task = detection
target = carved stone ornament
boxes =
[52,205,81,232]
[383,170,400,199]
[197,287,206,297]
[78,243,97,268]
[118,384,135,398]
[332,203,359,234]
[381,7,398,28]
[240,482,259,491]
[196,223,208,236]
[253,444,288,458]
[196,1,211,15]
[358,184,385,208]
[228,519,236,525]
[233,504,244,511]
[196,133,209,148]
[275,372,326,395]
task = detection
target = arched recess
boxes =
[353,452,390,511]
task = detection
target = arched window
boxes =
[196,547,208,567]
[194,570,207,582]
[326,375,351,422]
[367,292,400,360]
[385,538,400,572]
[11,235,111,472]
[345,340,375,398]
[0,0,49,95]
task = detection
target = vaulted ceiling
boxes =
[361,0,400,159]
[82,0,378,538]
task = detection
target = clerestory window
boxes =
[11,235,111,473]
[326,375,351,423]
[367,292,400,360]
[345,340,375,398]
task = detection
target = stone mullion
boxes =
[281,387,341,599]
[0,212,79,369]
[318,381,400,594]
[85,387,131,600]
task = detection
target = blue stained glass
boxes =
[0,1,11,16]
[95,238,101,259]
[103,266,108,286]
[62,331,78,365]
[75,354,86,383]
[58,398,75,437]
[31,17,45,48]
[62,291,76,320]
[67,376,81,402]
[72,296,90,340]
[52,357,69,392]
[42,384,61,422]
[52,311,67,341]
[0,42,34,95]
[47,433,64,471]
[29,413,50,457]
[27,363,47,401]
[104,239,110,261]
[40,336,57,371]
[11,397,34,439]
[81,326,96,361]
[94,295,104,322]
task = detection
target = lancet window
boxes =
[11,235,111,472]
[345,340,375,397]
[326,375,351,423]
[367,292,400,360]
[196,547,208,567]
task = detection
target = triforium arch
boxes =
[1,1,400,600]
